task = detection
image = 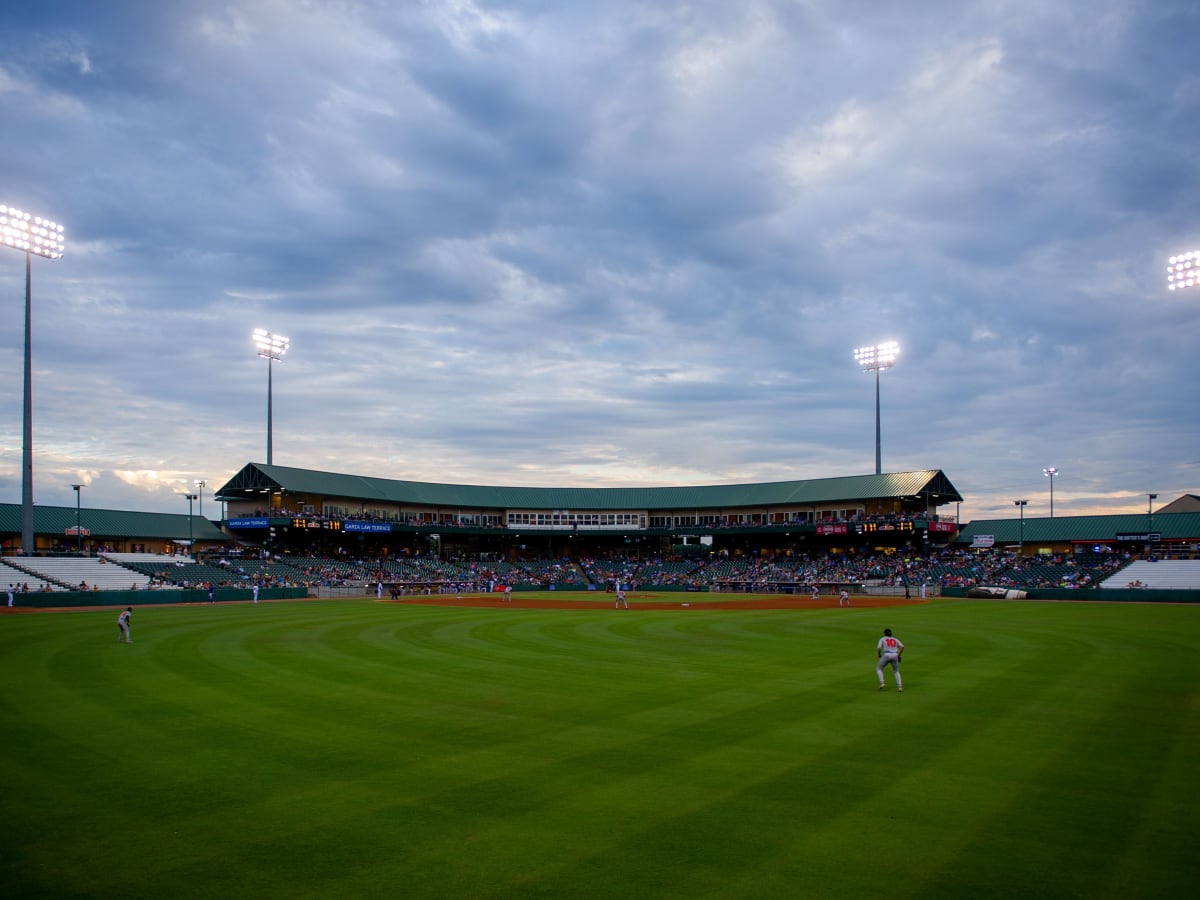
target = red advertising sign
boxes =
[817,523,848,535]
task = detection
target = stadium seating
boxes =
[511,559,587,584]
[6,555,157,591]
[1099,559,1200,590]
[1,558,63,592]
[5,548,1183,595]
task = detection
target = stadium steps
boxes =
[1,558,65,592]
[6,555,154,591]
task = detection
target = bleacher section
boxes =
[6,555,161,592]
[1100,559,1200,590]
[3,551,1193,597]
[632,559,699,586]
[287,557,365,580]
[511,559,587,585]
[2,558,63,592]
[579,558,639,586]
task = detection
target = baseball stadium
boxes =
[4,461,1199,603]
[2,461,1199,897]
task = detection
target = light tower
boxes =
[1042,467,1058,517]
[1013,499,1028,554]
[2,204,66,554]
[1167,251,1199,290]
[253,329,290,465]
[1147,493,1158,557]
[853,341,900,475]
[71,483,85,553]
[183,492,199,556]
[195,479,207,518]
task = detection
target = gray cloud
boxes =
[1,0,1197,524]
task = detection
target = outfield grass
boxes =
[1,596,1195,899]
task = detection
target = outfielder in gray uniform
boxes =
[876,628,903,691]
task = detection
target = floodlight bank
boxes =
[0,205,65,259]
[1167,251,1199,290]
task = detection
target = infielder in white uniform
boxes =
[876,628,903,691]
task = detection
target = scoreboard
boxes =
[855,521,914,533]
[289,518,392,533]
[291,518,342,531]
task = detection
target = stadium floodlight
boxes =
[253,329,290,465]
[0,205,65,260]
[194,479,207,518]
[1013,499,1028,553]
[1042,467,1058,518]
[71,483,85,553]
[2,204,66,554]
[1167,251,1200,291]
[854,341,900,475]
[183,492,199,553]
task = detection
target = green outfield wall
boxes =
[942,587,1200,603]
[8,586,309,608]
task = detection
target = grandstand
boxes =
[2,462,1198,604]
[2,545,1199,602]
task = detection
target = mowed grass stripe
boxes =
[1,598,1196,898]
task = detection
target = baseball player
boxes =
[615,583,628,609]
[117,607,133,643]
[876,628,903,691]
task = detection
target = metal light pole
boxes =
[1042,467,1057,517]
[1147,493,1158,557]
[853,341,900,475]
[195,479,206,518]
[71,483,85,553]
[1167,251,1199,291]
[184,493,198,556]
[253,329,289,465]
[1013,499,1027,555]
[2,204,66,554]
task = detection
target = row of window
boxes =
[317,506,503,526]
[506,512,646,527]
[650,509,863,528]
[287,504,866,528]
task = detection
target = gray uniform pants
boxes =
[876,653,901,687]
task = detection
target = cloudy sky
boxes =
[1,0,1197,525]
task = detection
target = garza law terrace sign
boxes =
[343,521,392,533]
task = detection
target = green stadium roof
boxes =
[216,463,963,511]
[955,512,1200,545]
[0,504,227,543]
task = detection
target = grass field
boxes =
[1,595,1196,899]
